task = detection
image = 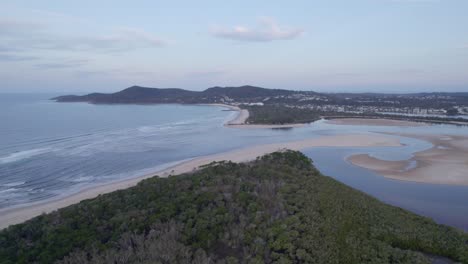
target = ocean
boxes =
[1,93,468,230]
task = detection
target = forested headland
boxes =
[1,151,467,264]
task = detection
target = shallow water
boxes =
[1,93,467,230]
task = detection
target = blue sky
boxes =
[1,0,467,93]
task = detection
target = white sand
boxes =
[226,109,249,125]
[0,134,400,230]
[348,133,468,186]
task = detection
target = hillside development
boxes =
[53,85,468,126]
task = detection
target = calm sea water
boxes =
[1,93,467,230]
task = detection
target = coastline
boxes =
[325,118,428,127]
[347,133,468,186]
[0,134,401,230]
[209,104,309,129]
[325,116,468,127]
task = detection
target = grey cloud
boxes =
[75,68,156,77]
[0,18,166,54]
[212,17,303,42]
[35,59,89,69]
[187,70,226,78]
[0,54,39,61]
[0,19,45,36]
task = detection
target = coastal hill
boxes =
[52,85,297,104]
[0,151,467,263]
[53,85,468,125]
[53,85,468,115]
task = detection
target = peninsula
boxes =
[53,85,468,126]
[1,151,467,263]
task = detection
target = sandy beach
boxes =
[326,118,428,127]
[0,134,400,230]
[225,108,249,125]
[348,133,468,186]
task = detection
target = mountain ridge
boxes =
[52,85,298,104]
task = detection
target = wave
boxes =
[1,181,25,187]
[0,188,18,194]
[0,148,52,164]
[69,176,95,183]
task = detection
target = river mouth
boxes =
[1,94,468,231]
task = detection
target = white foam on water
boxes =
[0,188,18,194]
[69,176,95,183]
[0,148,52,164]
[1,181,25,187]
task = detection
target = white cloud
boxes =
[211,17,304,42]
[0,18,166,54]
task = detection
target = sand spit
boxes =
[0,134,400,230]
[348,133,468,186]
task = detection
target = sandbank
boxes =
[326,118,428,127]
[0,134,400,230]
[347,133,468,186]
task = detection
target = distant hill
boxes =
[52,85,468,112]
[52,85,297,104]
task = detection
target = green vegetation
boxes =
[244,104,468,126]
[1,151,467,263]
[245,105,321,125]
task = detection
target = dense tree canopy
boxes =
[0,151,467,263]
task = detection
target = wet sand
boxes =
[326,118,428,127]
[227,123,307,129]
[348,133,468,186]
[0,134,400,230]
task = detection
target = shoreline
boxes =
[347,133,468,186]
[325,116,468,126]
[325,118,428,127]
[0,134,401,230]
[210,104,310,129]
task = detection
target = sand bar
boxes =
[0,134,400,230]
[348,133,468,186]
[326,118,428,127]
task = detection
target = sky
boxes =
[0,0,467,93]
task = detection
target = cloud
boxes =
[35,59,89,69]
[0,18,45,36]
[0,18,166,54]
[0,54,39,61]
[211,17,304,42]
[186,70,226,79]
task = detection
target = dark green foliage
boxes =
[246,104,468,126]
[52,85,294,104]
[0,151,467,263]
[245,105,320,125]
